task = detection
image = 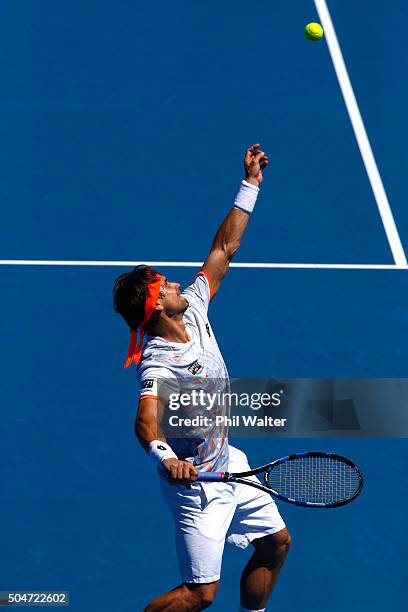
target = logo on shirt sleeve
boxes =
[142,379,154,389]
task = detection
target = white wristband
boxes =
[148,440,178,465]
[233,179,259,214]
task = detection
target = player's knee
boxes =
[279,529,291,558]
[253,528,291,565]
[274,528,291,561]
[196,591,216,609]
[187,582,218,610]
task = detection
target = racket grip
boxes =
[197,472,225,482]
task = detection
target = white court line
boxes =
[0,260,407,270]
[314,0,407,266]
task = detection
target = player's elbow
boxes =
[221,238,241,260]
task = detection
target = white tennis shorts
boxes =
[159,445,286,584]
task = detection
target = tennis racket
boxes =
[198,451,364,508]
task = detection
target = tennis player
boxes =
[113,144,291,611]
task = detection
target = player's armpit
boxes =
[135,395,168,450]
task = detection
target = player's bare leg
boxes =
[239,528,291,611]
[143,581,219,611]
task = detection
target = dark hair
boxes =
[113,265,160,331]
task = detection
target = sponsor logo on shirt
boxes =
[187,360,203,375]
[142,379,154,389]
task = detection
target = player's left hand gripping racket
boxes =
[198,451,364,508]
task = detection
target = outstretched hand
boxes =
[244,143,269,187]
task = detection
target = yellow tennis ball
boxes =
[304,22,324,41]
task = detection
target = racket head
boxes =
[263,452,364,508]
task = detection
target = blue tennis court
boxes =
[1,1,407,609]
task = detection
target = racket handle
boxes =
[197,472,225,482]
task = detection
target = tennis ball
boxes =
[304,22,324,41]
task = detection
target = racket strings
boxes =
[266,457,360,504]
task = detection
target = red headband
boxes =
[124,274,163,368]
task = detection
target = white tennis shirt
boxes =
[138,272,230,472]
